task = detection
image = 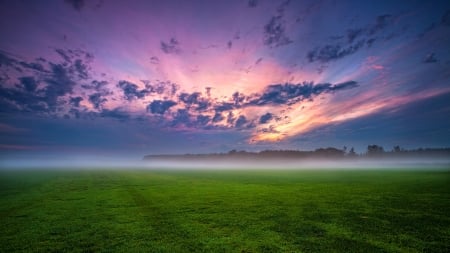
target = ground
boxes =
[0,169,449,252]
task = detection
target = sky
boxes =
[0,0,449,160]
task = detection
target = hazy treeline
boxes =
[144,146,450,162]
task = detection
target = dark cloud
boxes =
[171,109,191,127]
[150,56,160,64]
[19,76,37,92]
[214,102,234,112]
[69,96,83,107]
[100,108,129,121]
[227,41,232,49]
[161,38,181,54]
[307,14,395,63]
[259,113,273,124]
[74,59,89,79]
[65,0,85,11]
[142,80,179,96]
[347,28,363,43]
[248,81,358,106]
[196,115,210,126]
[235,115,247,128]
[369,14,393,35]
[89,93,107,109]
[117,80,150,101]
[307,40,365,63]
[179,92,201,105]
[226,111,235,125]
[248,0,258,8]
[442,10,450,26]
[263,15,293,47]
[147,100,176,115]
[423,53,438,63]
[212,112,224,123]
[44,63,77,106]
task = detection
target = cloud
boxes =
[117,80,150,101]
[442,10,450,26]
[196,115,211,126]
[88,93,107,109]
[423,53,438,63]
[212,112,224,123]
[147,100,177,114]
[263,15,293,48]
[150,56,160,64]
[69,96,83,107]
[259,113,273,124]
[65,0,85,11]
[307,14,395,63]
[307,40,365,63]
[248,0,259,8]
[235,115,247,128]
[100,108,129,121]
[248,81,358,106]
[19,76,37,92]
[160,38,181,54]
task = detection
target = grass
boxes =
[0,169,449,252]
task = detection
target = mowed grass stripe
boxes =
[0,170,449,252]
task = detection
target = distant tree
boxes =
[367,145,384,156]
[348,147,357,157]
[393,145,401,153]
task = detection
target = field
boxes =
[1,169,449,252]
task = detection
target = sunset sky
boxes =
[1,0,449,159]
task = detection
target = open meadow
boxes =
[1,169,449,252]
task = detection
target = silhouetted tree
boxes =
[367,145,384,156]
[348,147,357,157]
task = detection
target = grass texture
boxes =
[1,169,449,252]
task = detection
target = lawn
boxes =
[0,169,449,252]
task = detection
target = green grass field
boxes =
[1,169,449,252]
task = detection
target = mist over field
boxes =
[1,155,449,170]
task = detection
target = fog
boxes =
[1,156,449,171]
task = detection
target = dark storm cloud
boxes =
[259,112,273,124]
[160,38,181,54]
[263,15,293,48]
[64,0,85,11]
[117,80,150,101]
[248,81,358,106]
[147,100,177,114]
[307,14,395,63]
